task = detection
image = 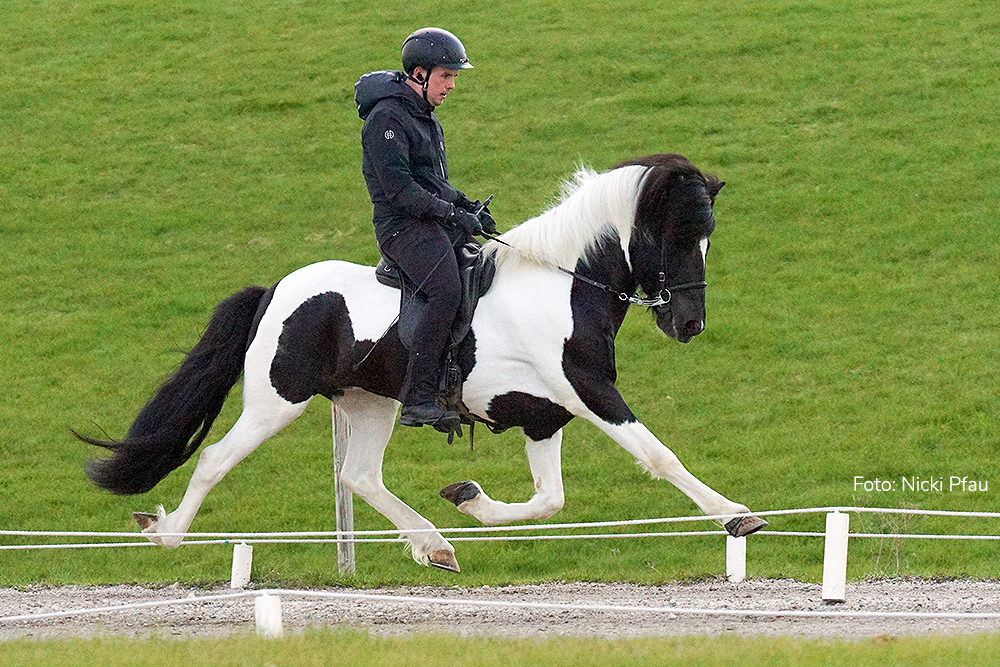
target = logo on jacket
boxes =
[384,130,395,140]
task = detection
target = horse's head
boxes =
[619,154,724,343]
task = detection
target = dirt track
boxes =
[3,578,1000,641]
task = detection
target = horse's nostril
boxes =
[686,320,704,335]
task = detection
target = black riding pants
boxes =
[379,222,461,406]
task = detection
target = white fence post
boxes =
[821,510,850,603]
[726,535,746,583]
[254,593,283,638]
[230,542,253,589]
[332,404,355,575]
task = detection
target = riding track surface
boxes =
[3,579,999,641]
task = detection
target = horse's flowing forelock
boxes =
[492,165,647,270]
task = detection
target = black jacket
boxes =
[355,70,474,242]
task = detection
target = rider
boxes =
[355,27,496,434]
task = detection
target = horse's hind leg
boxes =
[139,390,311,548]
[335,389,458,571]
[440,430,565,525]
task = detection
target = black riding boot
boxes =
[398,352,461,433]
[399,402,461,431]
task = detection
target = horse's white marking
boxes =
[461,264,575,415]
[334,390,454,564]
[453,431,565,525]
[597,421,748,518]
[260,261,399,343]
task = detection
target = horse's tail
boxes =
[77,286,269,495]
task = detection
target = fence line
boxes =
[3,505,999,543]
[3,507,999,595]
[8,529,1000,552]
[0,590,257,624]
[3,505,1000,626]
[4,587,1000,632]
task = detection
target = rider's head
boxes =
[401,28,473,107]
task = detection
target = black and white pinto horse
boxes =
[80,154,766,573]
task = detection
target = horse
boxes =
[77,153,767,573]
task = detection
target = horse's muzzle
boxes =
[681,318,705,340]
[657,310,704,343]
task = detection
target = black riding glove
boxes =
[478,209,496,235]
[456,196,482,214]
[447,207,483,236]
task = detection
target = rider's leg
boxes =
[380,222,462,431]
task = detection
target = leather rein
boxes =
[481,232,706,309]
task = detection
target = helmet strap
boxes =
[407,67,432,104]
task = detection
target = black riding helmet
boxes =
[402,27,473,80]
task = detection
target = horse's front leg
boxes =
[441,430,565,525]
[601,419,767,537]
[335,390,458,571]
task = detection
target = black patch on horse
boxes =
[270,291,354,403]
[348,309,480,409]
[562,236,638,426]
[348,331,408,401]
[486,391,574,442]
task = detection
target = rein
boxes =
[481,232,706,309]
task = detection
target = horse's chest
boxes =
[463,275,576,406]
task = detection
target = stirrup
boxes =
[400,403,462,435]
[375,257,402,289]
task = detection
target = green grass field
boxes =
[2,0,999,598]
[4,630,1000,667]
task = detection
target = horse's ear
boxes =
[706,174,725,201]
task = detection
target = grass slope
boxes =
[1,0,998,586]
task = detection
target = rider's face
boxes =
[420,67,459,107]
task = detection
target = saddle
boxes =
[376,241,497,349]
[376,242,497,426]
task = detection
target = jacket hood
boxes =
[355,70,430,120]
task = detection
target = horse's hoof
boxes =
[133,511,159,530]
[440,480,481,507]
[724,514,768,537]
[428,549,461,573]
[133,506,173,547]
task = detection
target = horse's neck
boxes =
[568,233,636,331]
[489,230,635,340]
[494,168,641,271]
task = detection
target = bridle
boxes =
[482,232,706,310]
[559,266,706,308]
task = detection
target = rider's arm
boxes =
[361,108,454,224]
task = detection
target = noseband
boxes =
[633,274,707,309]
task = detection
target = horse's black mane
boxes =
[616,154,723,246]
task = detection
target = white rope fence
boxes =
[3,506,1000,593]
[3,506,1000,636]
[6,505,1000,542]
